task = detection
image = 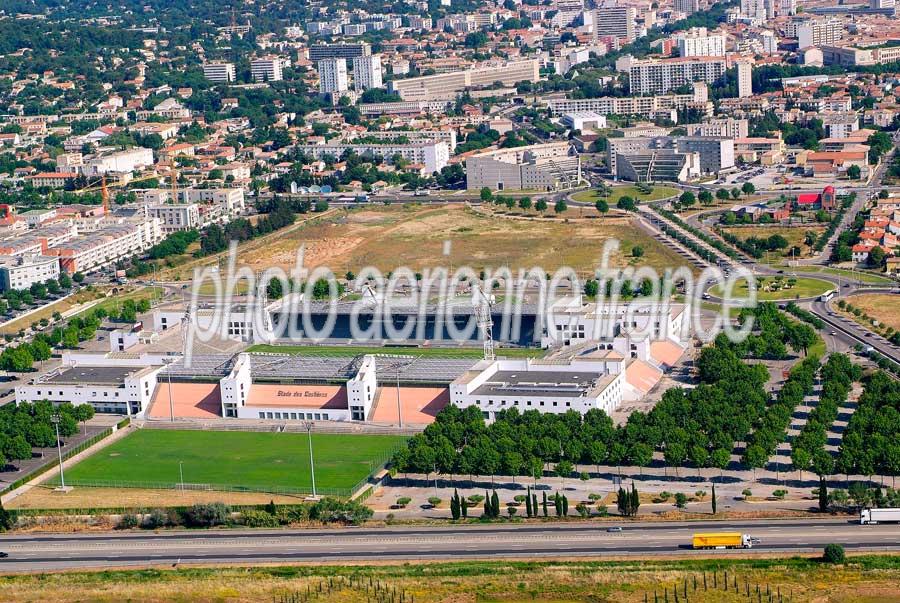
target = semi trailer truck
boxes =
[692,533,757,549]
[860,508,900,524]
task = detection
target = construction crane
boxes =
[474,284,496,361]
[100,175,109,214]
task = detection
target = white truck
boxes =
[859,508,900,524]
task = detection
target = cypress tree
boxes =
[450,489,460,520]
[630,482,640,517]
[0,498,11,531]
[561,494,569,517]
[484,490,491,518]
[542,491,548,517]
[819,477,828,513]
[554,492,563,517]
[461,497,468,518]
[532,492,539,516]
[491,489,500,519]
[526,486,533,517]
[711,482,717,515]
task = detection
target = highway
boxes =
[1,519,899,572]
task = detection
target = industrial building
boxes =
[465,142,582,192]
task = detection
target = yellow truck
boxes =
[692,532,756,549]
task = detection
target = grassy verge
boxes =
[247,344,544,359]
[2,556,899,602]
[709,277,832,301]
[570,184,680,204]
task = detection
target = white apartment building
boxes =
[740,0,766,23]
[594,6,636,42]
[546,84,710,117]
[352,54,383,91]
[148,204,201,233]
[796,18,844,50]
[684,118,749,139]
[202,62,236,83]
[0,254,60,291]
[626,56,727,95]
[347,129,457,152]
[318,58,349,95]
[55,219,163,274]
[294,141,450,173]
[135,98,191,120]
[674,0,700,15]
[465,142,581,192]
[674,28,726,57]
[251,57,285,82]
[83,147,155,177]
[387,59,540,101]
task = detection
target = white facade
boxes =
[594,6,636,42]
[202,62,236,83]
[628,57,727,95]
[318,58,349,94]
[675,28,726,57]
[0,254,60,291]
[148,203,201,233]
[352,54,383,91]
[83,147,155,177]
[294,141,450,173]
[797,19,844,50]
[251,57,285,82]
[737,61,753,98]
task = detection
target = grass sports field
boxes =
[57,430,407,495]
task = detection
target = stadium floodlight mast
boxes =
[303,421,317,498]
[51,413,67,491]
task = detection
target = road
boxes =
[1,519,898,572]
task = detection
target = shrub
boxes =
[742,489,753,498]
[823,543,845,563]
[310,498,373,525]
[141,508,169,529]
[773,489,788,500]
[182,502,230,528]
[576,503,590,518]
[396,497,412,507]
[117,513,139,530]
[427,497,442,507]
[242,510,279,528]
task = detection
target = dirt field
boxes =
[1,557,899,602]
[7,485,309,511]
[232,204,689,276]
[842,293,900,331]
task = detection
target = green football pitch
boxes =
[59,429,408,495]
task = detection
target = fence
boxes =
[1,423,121,494]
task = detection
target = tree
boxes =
[595,199,609,214]
[818,477,828,513]
[518,197,532,211]
[741,182,755,197]
[554,200,568,215]
[0,499,11,531]
[480,187,493,202]
[698,190,713,205]
[555,459,574,483]
[631,245,644,258]
[72,272,85,284]
[525,486,533,517]
[542,491,548,517]
[674,492,688,509]
[679,191,696,207]
[731,188,741,200]
[711,482,717,514]
[617,196,636,211]
[868,246,886,268]
[450,489,461,520]
[823,543,845,564]
[716,188,731,201]
[490,490,500,519]
[535,199,548,214]
[744,444,768,478]
[5,434,31,461]
[847,165,861,180]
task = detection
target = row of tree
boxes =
[792,354,859,480]
[837,370,900,479]
[723,303,818,360]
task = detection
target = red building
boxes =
[793,186,837,211]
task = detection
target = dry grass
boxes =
[224,204,690,276]
[842,293,900,331]
[7,485,308,511]
[1,558,899,602]
[720,225,826,258]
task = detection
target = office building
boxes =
[674,28,726,57]
[309,43,371,62]
[250,57,284,82]
[352,55,383,91]
[737,61,753,98]
[465,142,581,191]
[675,136,736,173]
[626,56,727,95]
[594,6,636,42]
[796,18,844,50]
[318,58,349,95]
[202,62,236,83]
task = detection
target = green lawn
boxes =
[801,265,895,285]
[570,185,680,204]
[247,344,544,359]
[58,430,407,495]
[709,277,833,301]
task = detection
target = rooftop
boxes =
[472,369,609,398]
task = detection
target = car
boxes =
[606,526,623,533]
[830,331,837,336]
[0,552,8,558]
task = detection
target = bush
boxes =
[182,502,230,528]
[309,498,373,525]
[242,509,279,528]
[823,543,845,563]
[117,513,139,530]
[773,489,788,500]
[141,508,169,529]
[396,497,412,507]
[742,489,753,498]
[427,496,442,507]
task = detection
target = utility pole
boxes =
[179,460,184,492]
[51,413,66,491]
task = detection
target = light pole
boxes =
[51,413,66,491]
[304,421,317,498]
[167,358,175,422]
[179,460,184,492]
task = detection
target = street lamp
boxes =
[51,413,66,491]
[303,421,317,498]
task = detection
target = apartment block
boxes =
[546,84,710,117]
[318,58,349,95]
[465,142,581,192]
[308,43,371,62]
[294,142,450,173]
[387,60,540,101]
[674,28,726,57]
[796,18,844,50]
[250,57,285,82]
[0,254,60,291]
[684,118,749,139]
[626,56,726,95]
[352,55,383,91]
[594,6,636,43]
[674,0,700,15]
[737,61,753,98]
[675,136,736,173]
[202,62,236,83]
